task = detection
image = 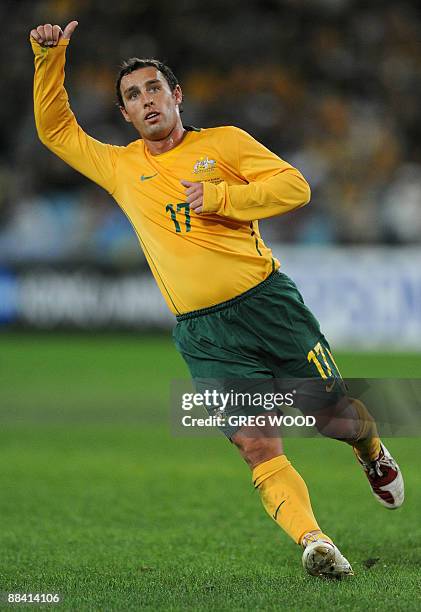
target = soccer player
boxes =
[29,21,404,578]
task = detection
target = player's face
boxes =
[119,67,182,141]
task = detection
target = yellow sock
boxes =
[347,399,381,462]
[252,455,331,546]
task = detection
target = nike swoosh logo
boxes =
[140,173,158,182]
[326,379,336,392]
[273,500,286,520]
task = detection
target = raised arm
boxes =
[30,21,119,194]
[183,127,310,221]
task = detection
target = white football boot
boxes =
[302,539,353,579]
[355,443,404,509]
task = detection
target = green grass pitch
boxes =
[0,334,420,611]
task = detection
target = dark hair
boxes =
[116,58,180,108]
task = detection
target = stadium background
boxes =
[1,0,420,610]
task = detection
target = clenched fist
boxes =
[30,20,78,47]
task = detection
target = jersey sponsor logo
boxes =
[193,156,217,175]
[140,173,158,182]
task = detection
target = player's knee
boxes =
[231,431,282,469]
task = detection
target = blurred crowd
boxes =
[1,0,421,264]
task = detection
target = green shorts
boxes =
[173,271,344,437]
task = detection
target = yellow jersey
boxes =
[31,39,311,315]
